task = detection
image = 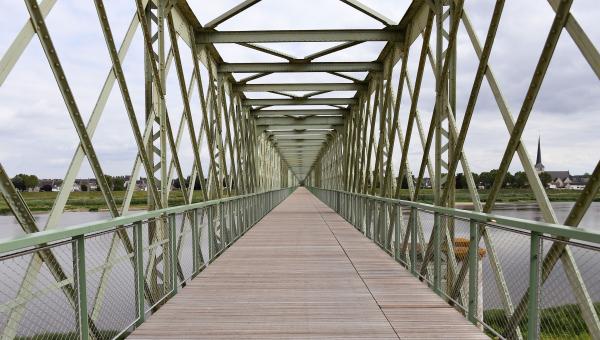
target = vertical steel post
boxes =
[191,210,199,274]
[134,221,145,326]
[72,235,89,340]
[219,202,226,246]
[468,219,479,324]
[434,212,442,294]
[528,232,542,339]
[394,204,401,262]
[410,207,418,275]
[169,214,177,294]
[208,206,215,261]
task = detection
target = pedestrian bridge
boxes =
[1,0,599,339]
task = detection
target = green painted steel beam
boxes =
[220,62,382,73]
[263,126,337,132]
[236,83,364,92]
[278,146,323,150]
[275,143,325,148]
[339,0,396,26]
[252,109,348,117]
[270,135,329,140]
[196,29,401,43]
[306,188,600,245]
[256,116,344,126]
[204,0,262,29]
[0,189,293,254]
[245,98,356,106]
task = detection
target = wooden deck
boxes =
[129,188,487,339]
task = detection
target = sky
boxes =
[0,0,598,180]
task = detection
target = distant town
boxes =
[9,175,205,193]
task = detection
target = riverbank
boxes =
[0,190,206,214]
[1,188,597,214]
[396,188,599,205]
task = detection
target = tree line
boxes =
[10,174,130,192]
[455,170,551,189]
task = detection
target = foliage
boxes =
[113,177,125,191]
[539,171,553,187]
[513,171,528,188]
[483,302,600,339]
[11,174,39,191]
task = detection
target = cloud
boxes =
[0,0,598,181]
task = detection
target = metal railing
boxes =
[0,187,295,340]
[309,187,600,340]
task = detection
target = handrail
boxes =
[308,186,600,340]
[308,187,600,244]
[0,188,295,254]
[0,187,296,340]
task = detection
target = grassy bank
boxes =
[396,188,599,205]
[483,302,600,339]
[1,188,597,214]
[0,190,206,214]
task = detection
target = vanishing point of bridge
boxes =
[1,0,599,339]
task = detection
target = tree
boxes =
[24,175,38,190]
[104,175,114,190]
[455,173,467,189]
[80,184,88,192]
[11,175,25,191]
[539,172,552,188]
[513,171,528,188]
[11,174,38,191]
[113,177,125,191]
[478,171,495,188]
[186,176,202,190]
[503,172,514,188]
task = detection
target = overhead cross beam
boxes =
[219,62,382,73]
[255,116,344,126]
[252,109,348,116]
[196,29,402,43]
[236,83,365,92]
[245,98,357,106]
[338,0,396,26]
[204,0,263,29]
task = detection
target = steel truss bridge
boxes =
[0,0,599,339]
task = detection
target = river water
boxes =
[0,202,599,335]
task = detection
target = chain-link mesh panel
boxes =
[143,216,172,312]
[176,212,194,284]
[84,227,136,340]
[537,237,600,339]
[196,208,209,266]
[437,215,472,313]
[0,242,78,340]
[479,224,530,339]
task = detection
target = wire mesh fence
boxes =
[0,188,293,340]
[309,187,600,340]
[0,241,78,340]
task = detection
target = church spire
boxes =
[535,136,544,173]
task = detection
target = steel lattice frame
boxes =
[0,1,296,337]
[0,0,599,338]
[304,0,600,337]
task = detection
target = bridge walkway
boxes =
[129,188,487,339]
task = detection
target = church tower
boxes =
[535,136,545,173]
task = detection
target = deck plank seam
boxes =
[308,195,402,340]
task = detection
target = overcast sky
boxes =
[0,0,598,180]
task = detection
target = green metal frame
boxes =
[309,187,600,340]
[0,188,295,339]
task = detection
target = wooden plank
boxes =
[129,188,487,339]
